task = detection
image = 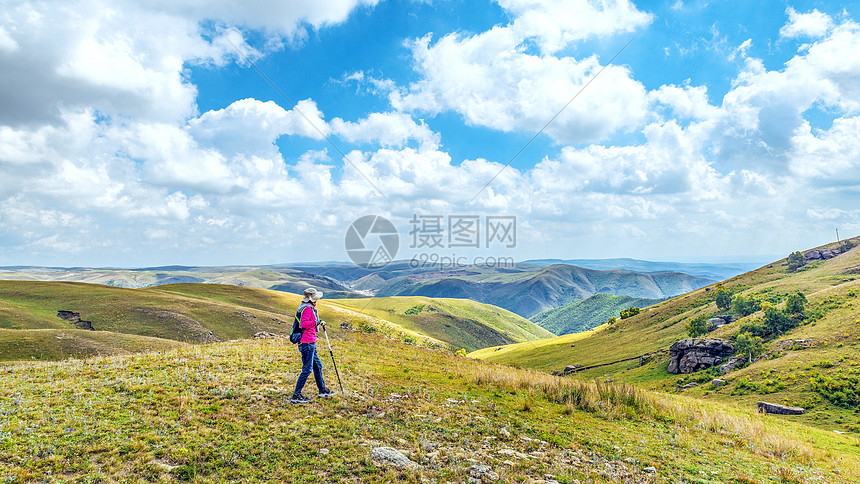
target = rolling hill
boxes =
[374,264,713,318]
[472,236,860,434]
[0,281,552,361]
[0,266,361,297]
[531,293,665,335]
[335,296,553,352]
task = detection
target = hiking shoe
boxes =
[319,389,336,398]
[290,394,310,404]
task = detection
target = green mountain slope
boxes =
[531,293,665,335]
[335,296,554,352]
[0,282,439,361]
[375,264,713,318]
[0,332,857,482]
[472,237,860,434]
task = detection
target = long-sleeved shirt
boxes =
[299,305,319,343]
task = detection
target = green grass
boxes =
[334,296,553,352]
[473,237,860,433]
[1,331,857,483]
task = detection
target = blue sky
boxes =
[1,0,859,267]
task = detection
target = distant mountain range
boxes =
[522,258,765,281]
[0,259,726,319]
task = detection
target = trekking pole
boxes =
[322,324,345,394]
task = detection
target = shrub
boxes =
[405,304,425,315]
[619,307,640,319]
[454,348,467,357]
[607,316,617,325]
[735,332,764,362]
[738,321,768,338]
[784,292,807,317]
[840,240,855,253]
[733,295,761,317]
[787,251,805,272]
[685,315,709,338]
[715,289,732,311]
[763,307,799,335]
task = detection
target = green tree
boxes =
[715,289,732,312]
[735,332,764,362]
[685,315,709,338]
[787,251,805,272]
[763,307,798,335]
[785,292,807,317]
[619,307,640,319]
[732,295,761,317]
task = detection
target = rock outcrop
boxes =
[56,310,94,331]
[719,355,747,374]
[757,401,805,415]
[667,338,734,374]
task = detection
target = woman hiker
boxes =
[291,287,336,404]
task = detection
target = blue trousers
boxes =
[294,342,326,395]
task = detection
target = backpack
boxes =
[290,302,316,344]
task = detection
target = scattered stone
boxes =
[370,447,420,469]
[319,448,329,455]
[719,356,747,374]
[644,466,657,474]
[551,370,561,376]
[757,401,805,415]
[680,382,699,390]
[638,355,650,367]
[667,338,734,374]
[469,464,499,482]
[253,331,279,339]
[563,365,577,375]
[605,377,612,383]
[499,428,511,438]
[711,379,726,389]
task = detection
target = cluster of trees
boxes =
[686,289,807,343]
[619,306,640,319]
[605,306,641,326]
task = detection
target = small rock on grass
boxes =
[370,447,420,469]
[469,464,500,481]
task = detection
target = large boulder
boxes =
[804,249,821,261]
[667,338,734,374]
[757,401,805,415]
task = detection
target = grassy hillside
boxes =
[531,294,665,335]
[473,237,860,434]
[376,264,713,318]
[334,296,554,352]
[0,281,555,361]
[1,332,857,483]
[0,282,458,361]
